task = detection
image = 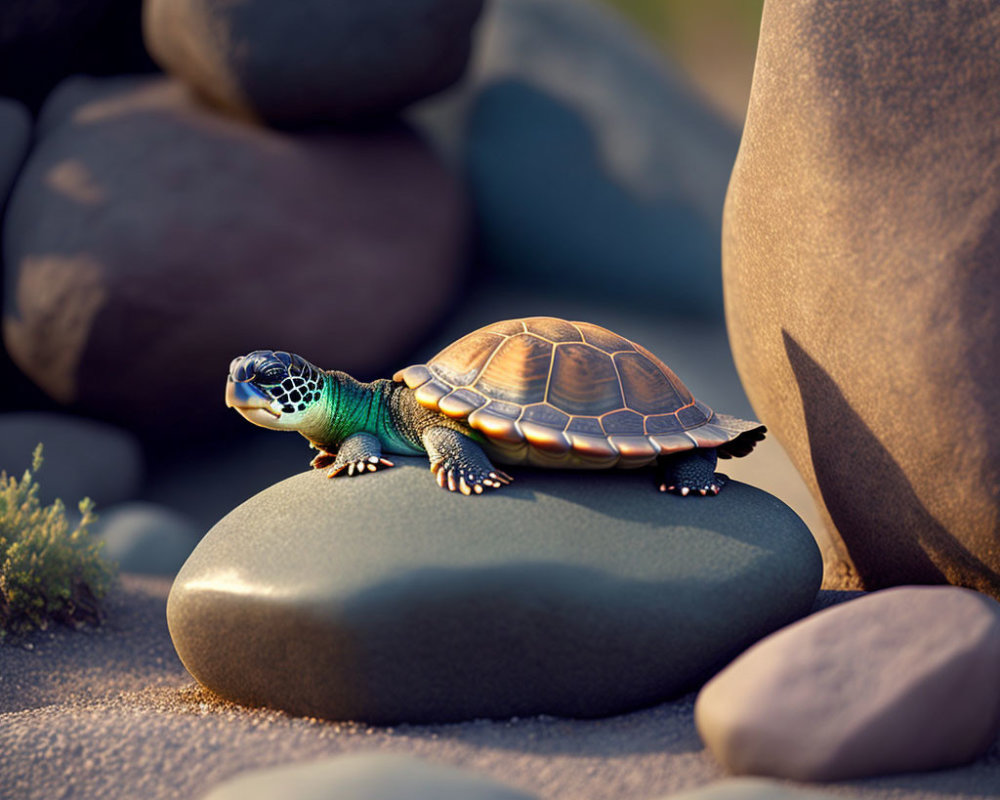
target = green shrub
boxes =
[0,444,115,639]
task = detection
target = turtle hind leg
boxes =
[421,426,512,495]
[657,449,726,496]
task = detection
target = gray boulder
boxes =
[94,501,201,575]
[143,0,484,126]
[0,412,143,509]
[695,586,1000,780]
[3,76,465,436]
[415,0,738,318]
[168,460,821,723]
[722,0,1000,595]
[200,753,536,800]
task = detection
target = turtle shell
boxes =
[393,317,765,468]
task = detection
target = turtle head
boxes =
[226,350,327,432]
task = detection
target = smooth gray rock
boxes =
[3,76,464,436]
[695,586,1000,781]
[168,459,822,723]
[144,0,484,126]
[415,0,738,318]
[0,98,30,209]
[95,501,201,575]
[201,753,537,800]
[0,412,143,508]
[722,0,1000,596]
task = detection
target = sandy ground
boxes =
[1,576,998,800]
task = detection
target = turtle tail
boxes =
[713,414,767,459]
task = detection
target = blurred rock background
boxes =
[0,0,822,582]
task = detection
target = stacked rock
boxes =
[1,1,482,437]
[144,0,484,127]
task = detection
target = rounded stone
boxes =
[143,0,484,126]
[94,502,202,575]
[0,412,144,509]
[200,753,537,800]
[722,0,1000,595]
[168,459,822,723]
[3,76,464,436]
[695,586,1000,781]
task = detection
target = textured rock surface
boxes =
[722,1,1000,594]
[201,753,537,800]
[3,76,464,435]
[168,461,821,723]
[695,586,1000,781]
[416,0,737,318]
[0,412,143,508]
[144,0,484,126]
[95,501,202,575]
[0,0,155,112]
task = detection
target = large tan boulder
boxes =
[722,0,1000,594]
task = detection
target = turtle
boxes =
[225,317,766,496]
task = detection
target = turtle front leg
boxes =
[316,432,395,478]
[421,427,512,495]
[658,449,726,496]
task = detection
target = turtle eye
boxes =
[257,364,287,385]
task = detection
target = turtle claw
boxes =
[430,460,509,495]
[661,476,725,496]
[327,457,393,479]
[318,433,392,479]
[311,451,337,470]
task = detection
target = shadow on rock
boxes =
[783,330,1000,594]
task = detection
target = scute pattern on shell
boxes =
[394,317,761,467]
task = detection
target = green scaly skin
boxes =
[295,372,512,493]
[303,372,433,456]
[226,350,513,494]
